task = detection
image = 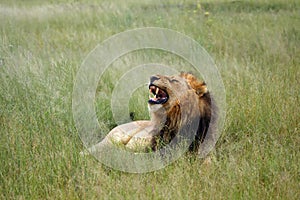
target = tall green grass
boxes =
[0,0,299,199]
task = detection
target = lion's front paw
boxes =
[125,136,153,152]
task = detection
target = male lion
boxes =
[87,72,216,155]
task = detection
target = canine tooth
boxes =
[156,87,159,94]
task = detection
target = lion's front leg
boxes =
[84,120,160,154]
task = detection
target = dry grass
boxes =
[0,0,299,199]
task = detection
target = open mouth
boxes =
[148,84,169,104]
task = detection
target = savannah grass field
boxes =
[0,0,299,199]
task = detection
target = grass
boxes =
[0,0,299,199]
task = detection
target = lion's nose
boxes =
[150,75,160,83]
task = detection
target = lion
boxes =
[86,72,216,155]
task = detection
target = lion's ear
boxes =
[194,82,208,97]
[180,72,208,97]
[190,81,207,97]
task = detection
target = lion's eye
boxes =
[170,79,179,83]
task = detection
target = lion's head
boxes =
[147,72,213,151]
